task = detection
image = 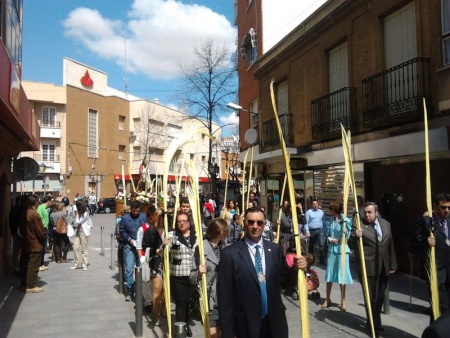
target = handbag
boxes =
[67,224,75,237]
[142,248,151,283]
[56,217,68,234]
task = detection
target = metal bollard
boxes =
[135,266,143,338]
[383,280,390,314]
[110,233,115,270]
[174,322,187,338]
[100,225,105,256]
[118,244,124,295]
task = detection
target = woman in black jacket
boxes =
[142,209,166,326]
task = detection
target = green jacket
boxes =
[36,203,49,228]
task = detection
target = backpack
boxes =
[56,216,68,234]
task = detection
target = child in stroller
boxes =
[305,253,320,300]
[281,235,319,300]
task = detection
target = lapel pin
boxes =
[268,249,271,252]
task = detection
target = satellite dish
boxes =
[244,128,258,145]
[16,157,39,181]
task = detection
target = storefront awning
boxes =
[167,175,210,183]
[113,174,140,180]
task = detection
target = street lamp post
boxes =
[208,163,219,194]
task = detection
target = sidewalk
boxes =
[0,213,430,337]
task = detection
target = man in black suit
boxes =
[218,206,306,338]
[413,193,450,321]
[349,202,397,335]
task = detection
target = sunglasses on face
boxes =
[246,219,265,226]
[440,206,450,211]
[177,219,189,224]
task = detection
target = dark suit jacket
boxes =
[349,217,397,276]
[413,215,450,284]
[218,238,288,338]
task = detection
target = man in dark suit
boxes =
[349,202,397,335]
[413,193,450,321]
[218,206,306,338]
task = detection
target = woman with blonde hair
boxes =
[142,208,166,326]
[190,218,229,338]
[50,203,70,263]
[221,199,240,224]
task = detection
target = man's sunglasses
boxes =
[440,206,450,211]
[246,220,265,226]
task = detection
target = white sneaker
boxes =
[39,266,48,271]
[83,267,88,271]
[70,265,81,270]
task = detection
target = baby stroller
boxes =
[281,235,319,300]
[281,233,301,300]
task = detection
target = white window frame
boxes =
[42,107,56,127]
[42,144,55,162]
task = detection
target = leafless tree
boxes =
[176,38,237,190]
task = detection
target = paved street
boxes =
[0,213,430,337]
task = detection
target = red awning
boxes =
[113,174,140,180]
[167,175,210,183]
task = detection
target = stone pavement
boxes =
[0,213,431,338]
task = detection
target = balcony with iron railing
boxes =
[311,87,357,141]
[362,57,430,129]
[40,120,62,138]
[260,114,294,152]
[32,153,61,173]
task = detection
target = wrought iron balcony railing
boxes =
[362,57,430,128]
[33,154,60,162]
[311,87,356,140]
[261,114,293,152]
[40,120,61,128]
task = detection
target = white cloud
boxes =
[63,0,236,80]
[219,112,239,137]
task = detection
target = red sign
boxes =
[80,70,94,87]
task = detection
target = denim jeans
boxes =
[308,228,326,262]
[123,244,140,295]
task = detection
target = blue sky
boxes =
[23,0,238,130]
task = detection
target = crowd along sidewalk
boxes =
[0,213,431,338]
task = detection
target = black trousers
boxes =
[171,276,194,324]
[53,233,71,261]
[359,272,388,330]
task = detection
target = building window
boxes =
[250,99,259,127]
[119,115,126,130]
[443,0,450,65]
[119,145,126,161]
[133,146,141,161]
[88,108,98,158]
[4,0,23,73]
[276,81,288,116]
[384,3,417,108]
[42,107,56,127]
[241,28,257,65]
[42,144,55,162]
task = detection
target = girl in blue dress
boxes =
[322,201,353,311]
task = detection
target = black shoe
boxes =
[186,326,192,337]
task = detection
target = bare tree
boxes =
[176,38,237,191]
[133,102,176,190]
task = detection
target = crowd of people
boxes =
[115,190,449,337]
[9,193,94,293]
[10,189,450,337]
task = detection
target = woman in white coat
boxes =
[70,200,92,271]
